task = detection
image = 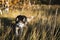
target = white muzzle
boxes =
[17,22,25,28]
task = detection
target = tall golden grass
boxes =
[0,5,60,40]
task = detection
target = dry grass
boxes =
[0,5,60,40]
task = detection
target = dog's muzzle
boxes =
[16,22,25,28]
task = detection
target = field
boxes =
[0,5,60,40]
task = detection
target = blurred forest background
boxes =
[0,0,60,40]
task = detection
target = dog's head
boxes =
[15,15,27,28]
[15,15,34,28]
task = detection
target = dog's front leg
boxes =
[16,27,19,36]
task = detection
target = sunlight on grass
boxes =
[0,5,60,40]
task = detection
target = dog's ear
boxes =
[27,16,34,22]
[16,18,18,21]
[23,18,26,22]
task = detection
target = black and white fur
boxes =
[15,15,34,36]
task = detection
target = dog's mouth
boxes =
[17,22,25,28]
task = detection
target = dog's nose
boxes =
[17,22,25,28]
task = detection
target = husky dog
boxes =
[15,15,34,36]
